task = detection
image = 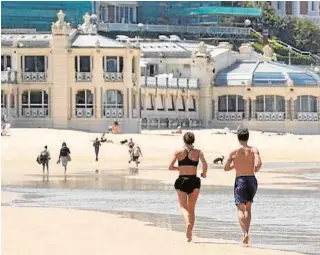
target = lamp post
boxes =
[288,45,292,65]
[138,23,144,39]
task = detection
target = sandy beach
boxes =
[2,128,320,255]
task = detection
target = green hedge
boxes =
[250,32,315,65]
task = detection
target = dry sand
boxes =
[1,128,320,189]
[2,128,320,255]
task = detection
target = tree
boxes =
[294,18,320,53]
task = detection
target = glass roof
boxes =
[287,73,319,86]
[214,61,320,87]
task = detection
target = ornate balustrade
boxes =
[256,112,285,121]
[140,76,199,89]
[217,112,244,121]
[1,71,17,83]
[103,107,124,118]
[75,108,93,118]
[296,112,318,121]
[21,108,48,118]
[22,72,47,82]
[1,108,17,117]
[104,72,123,82]
[75,72,92,82]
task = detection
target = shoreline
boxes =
[1,198,305,255]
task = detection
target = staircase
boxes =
[250,28,320,65]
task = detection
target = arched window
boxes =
[75,89,93,118]
[103,90,124,118]
[255,95,285,112]
[296,95,317,112]
[104,90,123,108]
[21,90,48,117]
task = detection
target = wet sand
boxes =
[2,206,304,255]
[2,128,320,255]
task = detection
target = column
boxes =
[245,98,250,120]
[71,88,76,119]
[133,7,137,23]
[185,94,189,113]
[128,88,132,119]
[251,99,256,120]
[318,96,320,120]
[285,98,290,120]
[214,98,218,120]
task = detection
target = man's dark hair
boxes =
[44,145,47,149]
[237,128,249,142]
[183,132,195,145]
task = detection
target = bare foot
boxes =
[242,234,249,245]
[186,223,192,242]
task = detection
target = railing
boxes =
[103,107,124,118]
[75,72,92,82]
[104,72,123,82]
[75,108,93,118]
[250,28,319,63]
[98,23,251,36]
[22,72,47,82]
[256,112,285,121]
[1,71,17,83]
[296,112,318,121]
[1,108,17,117]
[141,110,198,119]
[141,117,201,129]
[217,112,244,121]
[21,108,48,118]
[141,76,199,89]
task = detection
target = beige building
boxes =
[272,1,320,27]
[1,11,141,133]
[1,11,320,134]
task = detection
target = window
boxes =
[277,1,281,10]
[75,89,93,109]
[21,90,48,109]
[1,55,11,71]
[132,57,135,73]
[1,90,7,108]
[75,56,91,72]
[311,1,315,11]
[132,94,136,109]
[24,56,45,72]
[255,96,264,112]
[103,56,123,73]
[124,7,129,23]
[104,90,123,108]
[129,7,134,23]
[296,95,317,112]
[218,96,227,112]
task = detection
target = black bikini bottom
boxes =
[174,175,201,194]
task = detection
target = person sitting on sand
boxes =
[57,142,71,175]
[100,133,113,143]
[172,125,182,134]
[112,121,120,134]
[224,128,262,245]
[168,132,208,242]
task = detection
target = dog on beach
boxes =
[120,139,128,145]
[213,156,224,164]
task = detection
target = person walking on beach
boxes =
[224,128,262,245]
[57,142,71,175]
[93,137,101,161]
[131,144,143,167]
[128,138,135,163]
[168,132,208,242]
[38,145,51,176]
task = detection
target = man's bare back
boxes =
[229,147,261,177]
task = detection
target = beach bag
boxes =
[67,154,72,162]
[36,156,41,165]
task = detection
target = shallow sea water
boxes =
[2,163,320,255]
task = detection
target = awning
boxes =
[140,95,145,110]
[156,95,164,110]
[177,96,185,111]
[166,95,174,110]
[146,94,153,110]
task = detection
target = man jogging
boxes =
[224,128,262,245]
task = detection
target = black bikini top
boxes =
[178,148,199,167]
